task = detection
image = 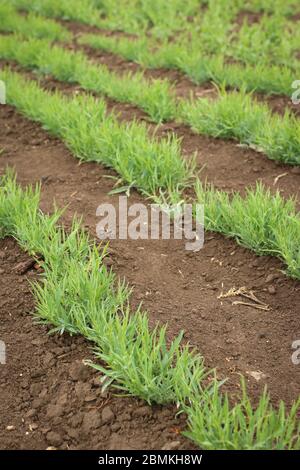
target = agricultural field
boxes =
[0,0,300,454]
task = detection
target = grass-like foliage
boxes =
[1,170,300,448]
[195,180,300,279]
[2,0,300,451]
[0,2,70,40]
[0,35,176,122]
[9,0,300,93]
[0,68,191,196]
[0,171,206,405]
[181,88,300,165]
[10,0,101,26]
[10,0,209,38]
[0,36,299,166]
[185,379,300,450]
[90,0,205,38]
[229,12,300,68]
[79,33,297,96]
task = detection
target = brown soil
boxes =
[234,10,263,28]
[61,18,138,40]
[0,238,194,450]
[290,13,300,22]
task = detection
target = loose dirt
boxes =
[0,239,194,450]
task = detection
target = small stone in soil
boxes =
[133,406,152,418]
[265,273,279,283]
[69,361,90,381]
[161,440,181,450]
[46,431,62,447]
[82,409,101,433]
[101,406,115,424]
[46,403,65,419]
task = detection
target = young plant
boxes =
[0,2,70,40]
[185,378,300,450]
[195,180,300,279]
[181,88,300,165]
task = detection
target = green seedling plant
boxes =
[2,2,299,99]
[0,2,70,40]
[1,0,300,452]
[9,0,300,94]
[195,180,300,279]
[242,0,300,16]
[79,32,298,96]
[181,87,300,165]
[10,0,101,26]
[0,170,207,405]
[229,12,300,68]
[184,378,300,450]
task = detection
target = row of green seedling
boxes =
[0,67,191,195]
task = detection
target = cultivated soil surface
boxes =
[1,22,300,450]
[0,240,194,450]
